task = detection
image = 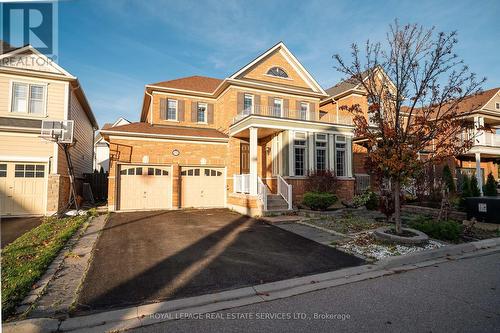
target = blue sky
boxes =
[57,0,500,127]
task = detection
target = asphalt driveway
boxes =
[1,216,42,248]
[75,209,363,314]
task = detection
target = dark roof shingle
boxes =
[101,122,228,139]
[149,76,223,94]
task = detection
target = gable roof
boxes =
[229,41,327,95]
[448,87,499,115]
[149,76,223,94]
[325,69,372,98]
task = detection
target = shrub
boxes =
[483,172,497,196]
[409,216,463,242]
[352,190,379,210]
[470,175,481,197]
[302,192,337,210]
[442,165,456,193]
[304,170,337,193]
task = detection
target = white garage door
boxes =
[0,162,47,216]
[181,167,225,208]
[118,165,172,210]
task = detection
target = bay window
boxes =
[11,82,46,115]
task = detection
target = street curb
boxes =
[4,237,500,333]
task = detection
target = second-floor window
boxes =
[273,98,282,117]
[12,82,46,115]
[299,102,309,120]
[243,94,253,114]
[167,99,178,120]
[197,103,207,123]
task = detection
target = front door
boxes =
[240,143,250,174]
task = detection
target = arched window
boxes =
[266,67,289,78]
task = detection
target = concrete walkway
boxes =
[27,214,108,319]
[273,222,345,245]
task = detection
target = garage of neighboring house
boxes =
[180,166,225,208]
[117,164,172,211]
[0,162,47,216]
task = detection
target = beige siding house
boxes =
[0,42,98,216]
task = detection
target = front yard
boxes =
[300,207,499,261]
[1,211,95,317]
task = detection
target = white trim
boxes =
[9,80,49,117]
[145,84,214,96]
[229,42,326,95]
[0,45,75,78]
[0,156,50,162]
[288,130,294,176]
[63,82,70,120]
[167,99,178,121]
[481,88,500,111]
[230,117,355,135]
[219,85,320,102]
[196,102,208,123]
[151,90,217,100]
[107,135,228,145]
[227,78,325,98]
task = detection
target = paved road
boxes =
[131,252,500,333]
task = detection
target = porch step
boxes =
[266,194,290,211]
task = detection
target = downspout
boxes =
[145,88,154,125]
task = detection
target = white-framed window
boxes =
[496,102,500,110]
[273,98,283,117]
[14,164,45,178]
[267,67,289,78]
[299,102,309,120]
[11,82,46,115]
[167,99,178,120]
[315,133,327,171]
[335,135,346,177]
[294,132,307,176]
[243,94,254,114]
[197,102,207,123]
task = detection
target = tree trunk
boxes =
[394,179,402,234]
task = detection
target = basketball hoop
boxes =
[41,120,74,144]
[41,120,79,215]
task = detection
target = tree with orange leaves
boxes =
[334,21,485,235]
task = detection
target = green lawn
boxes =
[1,211,95,317]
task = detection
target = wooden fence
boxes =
[83,171,108,202]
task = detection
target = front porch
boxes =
[227,124,356,215]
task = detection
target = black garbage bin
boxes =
[465,197,500,224]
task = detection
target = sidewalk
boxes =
[4,237,500,333]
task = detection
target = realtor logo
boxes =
[1,1,58,58]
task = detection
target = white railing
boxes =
[232,104,353,126]
[483,132,500,147]
[257,177,268,211]
[233,174,250,193]
[277,175,293,210]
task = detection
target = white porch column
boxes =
[475,152,483,196]
[328,134,335,171]
[249,127,258,195]
[346,136,353,178]
[308,132,315,173]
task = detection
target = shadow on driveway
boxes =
[74,209,363,315]
[1,216,42,248]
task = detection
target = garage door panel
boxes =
[181,167,225,208]
[0,162,47,216]
[118,165,172,211]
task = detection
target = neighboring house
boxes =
[322,68,500,193]
[0,41,98,216]
[101,42,357,216]
[94,117,130,172]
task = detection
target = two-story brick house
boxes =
[102,42,356,215]
[0,42,98,216]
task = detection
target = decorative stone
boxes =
[373,227,429,245]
